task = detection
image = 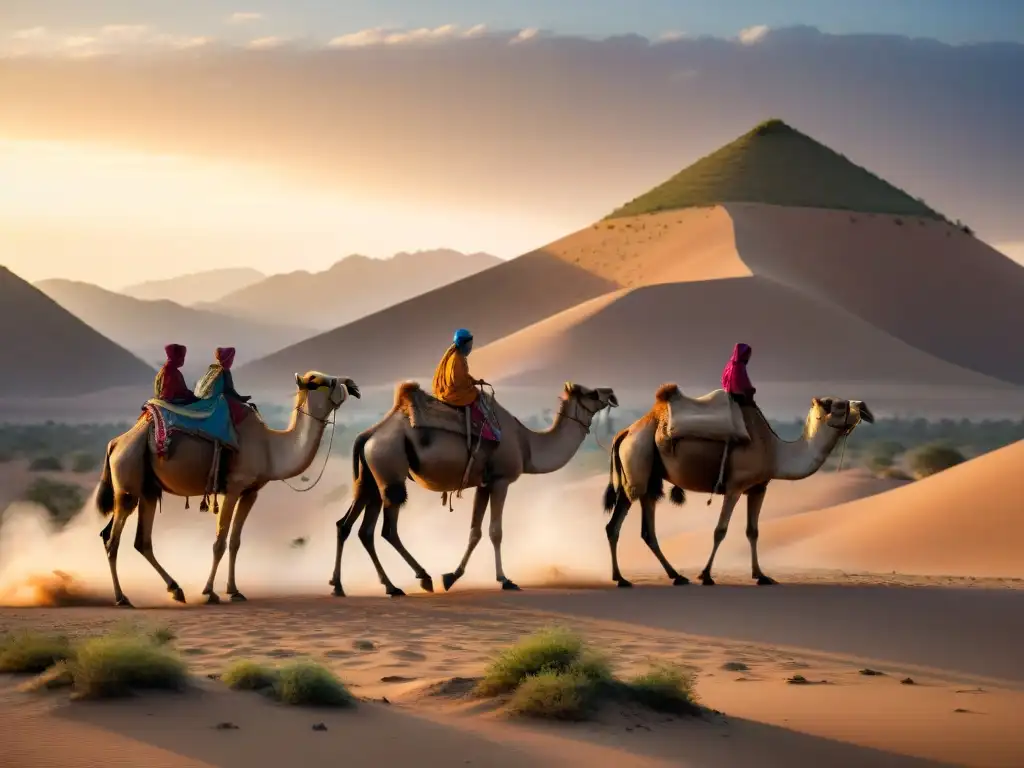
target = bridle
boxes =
[282,380,347,493]
[559,392,617,450]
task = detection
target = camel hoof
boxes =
[386,587,406,598]
[331,586,346,598]
[114,596,133,608]
[672,575,691,586]
[616,579,633,589]
[419,576,434,593]
[756,575,778,586]
[205,592,221,605]
[169,585,186,603]
[700,574,716,586]
[229,592,247,602]
[442,573,458,592]
[501,580,521,592]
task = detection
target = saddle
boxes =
[660,387,750,443]
[398,383,499,442]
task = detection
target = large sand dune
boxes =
[662,440,1024,579]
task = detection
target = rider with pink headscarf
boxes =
[194,346,253,424]
[721,342,756,406]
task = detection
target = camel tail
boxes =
[603,429,629,514]
[350,428,374,493]
[95,440,116,518]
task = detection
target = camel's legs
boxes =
[381,500,433,593]
[330,492,369,597]
[487,481,519,590]
[639,496,689,585]
[442,485,491,591]
[605,490,633,587]
[698,492,742,586]
[201,493,239,604]
[104,494,138,607]
[133,496,185,603]
[225,490,259,601]
[745,486,777,585]
[357,495,404,597]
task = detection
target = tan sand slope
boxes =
[238,252,618,390]
[35,278,316,373]
[123,267,266,305]
[470,275,1015,392]
[664,440,1024,579]
[208,250,502,331]
[0,266,153,397]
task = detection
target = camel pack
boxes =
[659,386,751,444]
[397,382,501,444]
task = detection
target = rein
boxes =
[560,396,616,452]
[281,395,339,493]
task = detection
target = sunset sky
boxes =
[1,0,1022,287]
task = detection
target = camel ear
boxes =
[295,373,303,388]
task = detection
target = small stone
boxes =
[900,677,916,685]
[312,722,328,731]
[859,668,884,676]
[381,696,390,705]
[214,722,239,730]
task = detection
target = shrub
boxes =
[150,626,177,646]
[222,659,278,691]
[69,452,101,473]
[508,670,593,721]
[21,478,86,527]
[273,661,353,707]
[476,628,610,697]
[29,455,62,472]
[908,443,966,479]
[0,631,74,674]
[70,635,188,699]
[627,663,701,714]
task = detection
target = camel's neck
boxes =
[770,413,845,481]
[520,402,592,475]
[263,396,329,480]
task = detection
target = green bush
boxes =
[0,631,74,674]
[222,659,278,691]
[508,670,593,721]
[28,455,63,472]
[70,635,188,700]
[476,628,610,697]
[627,663,701,714]
[21,478,86,527]
[273,661,354,707]
[908,443,966,479]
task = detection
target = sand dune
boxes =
[239,253,617,391]
[662,440,1024,579]
[0,266,152,398]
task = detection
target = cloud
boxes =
[2,24,212,57]
[738,25,770,44]
[510,28,540,44]
[328,23,485,48]
[227,12,264,25]
[0,26,1021,242]
[246,36,287,50]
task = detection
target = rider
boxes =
[194,346,254,424]
[154,344,200,405]
[432,328,499,442]
[721,342,756,406]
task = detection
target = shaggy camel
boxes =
[329,381,618,597]
[604,387,873,587]
[95,372,359,607]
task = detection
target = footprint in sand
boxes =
[265,648,299,658]
[352,639,378,652]
[721,661,750,672]
[389,649,427,662]
[182,647,212,656]
[324,649,354,659]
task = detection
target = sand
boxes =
[2,586,1023,767]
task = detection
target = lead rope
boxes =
[282,409,337,493]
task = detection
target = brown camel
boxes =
[329,381,618,597]
[95,372,359,607]
[603,386,873,588]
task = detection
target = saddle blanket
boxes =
[664,388,750,443]
[403,386,500,442]
[142,397,239,458]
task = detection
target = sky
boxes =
[1,1,1022,288]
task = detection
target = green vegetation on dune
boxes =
[222,658,354,707]
[606,119,948,221]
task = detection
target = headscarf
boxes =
[453,328,473,351]
[164,344,187,369]
[215,347,236,370]
[721,342,753,393]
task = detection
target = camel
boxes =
[329,381,618,597]
[603,387,874,588]
[95,372,359,607]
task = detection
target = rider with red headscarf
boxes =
[154,344,200,405]
[721,342,756,406]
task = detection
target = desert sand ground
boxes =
[1,444,1022,767]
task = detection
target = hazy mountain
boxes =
[122,267,266,305]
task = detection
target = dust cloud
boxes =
[0,458,687,608]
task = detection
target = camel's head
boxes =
[295,371,361,417]
[561,382,619,423]
[809,397,875,434]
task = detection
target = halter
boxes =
[559,391,616,450]
[282,380,346,492]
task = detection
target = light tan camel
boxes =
[603,387,873,587]
[95,372,359,607]
[329,381,618,597]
